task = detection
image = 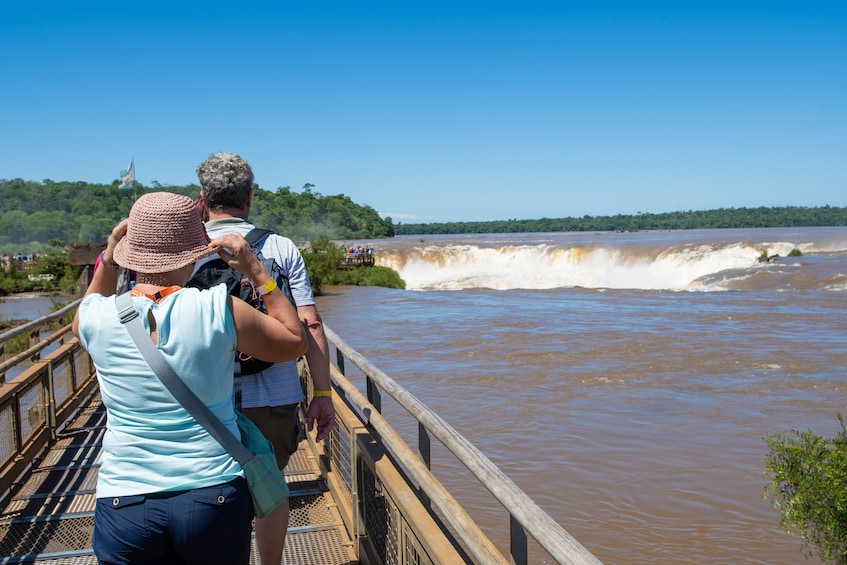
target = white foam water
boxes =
[370,228,846,291]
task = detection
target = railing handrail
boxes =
[0,325,74,375]
[0,298,82,343]
[323,324,603,565]
[0,318,98,499]
[329,362,510,565]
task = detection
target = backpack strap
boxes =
[242,227,298,310]
[244,228,274,248]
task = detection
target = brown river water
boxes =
[316,227,846,564]
[2,227,843,563]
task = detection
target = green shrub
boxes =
[301,236,405,293]
[333,266,405,289]
[47,299,75,329]
[300,235,348,295]
[0,244,66,296]
[0,272,35,295]
[764,414,847,564]
[3,332,31,356]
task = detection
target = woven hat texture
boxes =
[113,192,214,274]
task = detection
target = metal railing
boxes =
[0,300,82,385]
[322,325,603,565]
[0,300,99,499]
[0,301,602,564]
[316,372,473,565]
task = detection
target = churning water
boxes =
[318,226,846,564]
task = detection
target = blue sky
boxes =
[1,1,844,224]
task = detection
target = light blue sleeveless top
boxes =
[78,284,243,497]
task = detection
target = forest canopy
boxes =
[0,178,395,247]
[394,205,847,235]
[2,178,844,250]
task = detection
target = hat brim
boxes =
[113,240,217,274]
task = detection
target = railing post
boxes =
[13,399,23,460]
[418,422,431,508]
[336,347,345,375]
[366,377,381,413]
[350,427,363,542]
[28,328,40,363]
[510,513,528,565]
[46,359,58,441]
[70,341,79,390]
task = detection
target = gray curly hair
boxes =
[196,152,254,210]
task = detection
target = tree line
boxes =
[3,178,844,249]
[395,205,847,235]
[0,178,395,249]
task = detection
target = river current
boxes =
[2,227,843,563]
[318,227,846,564]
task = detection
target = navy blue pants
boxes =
[93,477,253,565]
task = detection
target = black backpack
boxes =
[186,228,297,375]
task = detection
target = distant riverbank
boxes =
[0,292,74,327]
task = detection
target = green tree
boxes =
[0,257,34,295]
[764,415,847,564]
[300,235,347,295]
[0,179,394,245]
[395,205,847,235]
[32,238,78,292]
[0,210,28,245]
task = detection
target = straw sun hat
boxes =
[113,192,216,274]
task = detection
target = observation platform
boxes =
[337,250,375,270]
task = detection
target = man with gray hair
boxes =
[194,152,336,564]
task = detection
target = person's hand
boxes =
[307,397,336,442]
[103,219,128,262]
[209,233,264,280]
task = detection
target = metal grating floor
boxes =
[0,515,95,560]
[0,392,358,565]
[279,528,354,565]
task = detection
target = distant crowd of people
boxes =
[345,246,375,266]
[1,252,38,270]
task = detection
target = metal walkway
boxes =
[0,391,358,565]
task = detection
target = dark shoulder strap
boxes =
[244,228,274,247]
[242,227,297,306]
[115,292,253,465]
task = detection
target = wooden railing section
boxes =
[323,325,603,565]
[0,299,98,499]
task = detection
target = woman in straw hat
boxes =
[73,192,307,565]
